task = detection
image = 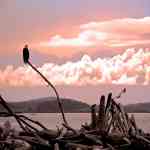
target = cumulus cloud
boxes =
[38,17,150,57]
[0,48,150,87]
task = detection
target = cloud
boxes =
[38,17,150,57]
[81,17,150,47]
[0,48,150,87]
[40,30,107,47]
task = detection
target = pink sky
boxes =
[0,17,150,87]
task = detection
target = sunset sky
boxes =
[0,0,150,104]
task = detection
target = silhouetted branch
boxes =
[27,61,68,126]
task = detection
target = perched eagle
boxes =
[23,45,29,63]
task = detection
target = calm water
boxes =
[0,113,150,133]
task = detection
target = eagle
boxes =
[23,45,29,63]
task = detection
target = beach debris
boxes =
[0,90,150,150]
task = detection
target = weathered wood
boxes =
[63,123,78,134]
[81,133,103,145]
[14,135,52,148]
[54,143,60,150]
[65,142,92,150]
[38,129,60,139]
[118,104,129,136]
[0,91,150,150]
[98,95,105,132]
[91,104,97,129]
[130,114,138,132]
[105,93,113,132]
[0,95,26,131]
[125,112,131,131]
[105,93,112,114]
[19,114,48,130]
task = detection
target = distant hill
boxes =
[0,97,90,113]
[0,97,150,113]
[124,102,150,113]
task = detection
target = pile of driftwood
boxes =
[0,91,150,150]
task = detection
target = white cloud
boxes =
[40,30,108,47]
[39,17,150,51]
[0,48,150,87]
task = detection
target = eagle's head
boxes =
[24,44,28,48]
